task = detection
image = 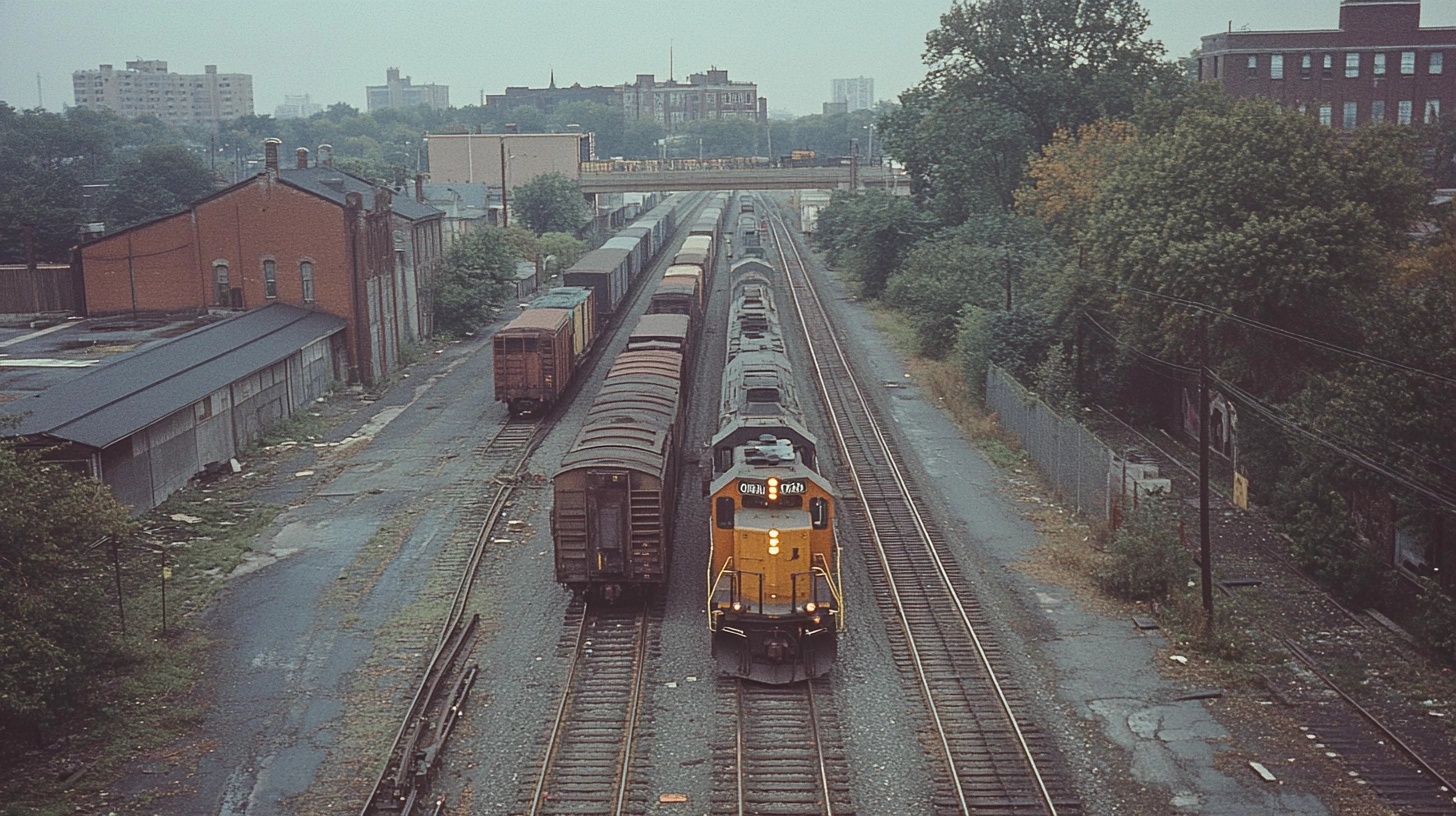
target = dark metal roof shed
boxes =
[1,304,346,449]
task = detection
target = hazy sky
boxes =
[4,1,1456,118]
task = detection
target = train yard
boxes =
[101,185,1456,815]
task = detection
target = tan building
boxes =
[72,60,253,127]
[427,132,592,190]
[426,132,592,226]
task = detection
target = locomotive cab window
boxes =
[811,497,829,530]
[715,496,736,529]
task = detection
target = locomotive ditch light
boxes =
[768,528,780,555]
[732,601,743,612]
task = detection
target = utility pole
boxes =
[1199,317,1214,625]
[500,140,509,227]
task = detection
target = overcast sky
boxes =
[5,1,1456,119]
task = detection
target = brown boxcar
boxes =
[493,308,574,416]
[552,338,687,601]
[647,267,703,322]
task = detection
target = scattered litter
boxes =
[1169,654,1189,665]
[685,676,698,682]
[229,458,242,473]
[659,793,688,804]
[507,519,526,527]
[1131,616,1160,631]
[665,681,678,688]
[492,538,512,544]
[168,514,203,524]
[1248,762,1277,782]
[294,470,315,478]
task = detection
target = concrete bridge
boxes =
[577,165,905,194]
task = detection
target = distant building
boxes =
[622,70,766,131]
[831,76,875,112]
[1199,0,1456,127]
[367,67,449,112]
[486,73,620,115]
[822,101,849,116]
[425,132,593,226]
[275,94,322,119]
[72,60,253,127]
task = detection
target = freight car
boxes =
[552,312,693,601]
[707,258,842,684]
[492,286,598,416]
[647,265,704,322]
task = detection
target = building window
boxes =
[1301,54,1312,79]
[1375,53,1387,75]
[1322,54,1334,78]
[1346,53,1360,78]
[1402,51,1416,75]
[1432,52,1444,75]
[1343,101,1358,128]
[300,261,315,303]
[1428,99,1441,122]
[1399,100,1413,124]
[263,259,276,299]
[1271,54,1284,79]
[1319,103,1333,126]
[213,261,229,305]
[1247,55,1258,78]
[1372,100,1386,122]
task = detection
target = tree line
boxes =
[815,0,1456,628]
[1,94,883,265]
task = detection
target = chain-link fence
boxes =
[985,364,1118,525]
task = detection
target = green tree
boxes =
[538,231,587,274]
[0,439,132,744]
[923,0,1176,147]
[432,226,518,335]
[100,144,217,230]
[510,173,590,235]
[1085,98,1426,398]
[812,190,937,298]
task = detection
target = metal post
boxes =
[1199,318,1214,623]
[500,140,508,227]
[111,539,125,637]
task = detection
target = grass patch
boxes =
[865,303,1024,464]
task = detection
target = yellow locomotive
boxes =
[707,259,843,684]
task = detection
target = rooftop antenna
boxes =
[670,41,674,82]
[36,73,43,108]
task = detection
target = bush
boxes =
[1097,495,1187,601]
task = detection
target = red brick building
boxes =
[1200,0,1456,128]
[80,140,444,385]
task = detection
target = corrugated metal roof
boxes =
[500,308,570,332]
[0,304,346,449]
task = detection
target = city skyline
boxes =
[6,1,1456,119]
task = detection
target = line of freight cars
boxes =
[492,194,686,416]
[549,193,728,600]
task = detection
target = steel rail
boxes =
[766,205,1059,814]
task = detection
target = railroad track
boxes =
[765,203,1080,815]
[519,600,654,816]
[711,676,853,815]
[360,416,549,815]
[1094,413,1456,813]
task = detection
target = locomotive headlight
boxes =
[766,477,779,501]
[767,528,780,556]
[804,601,817,613]
[731,601,743,612]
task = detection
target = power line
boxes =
[1080,311,1197,375]
[1121,285,1456,388]
[1209,372,1456,512]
